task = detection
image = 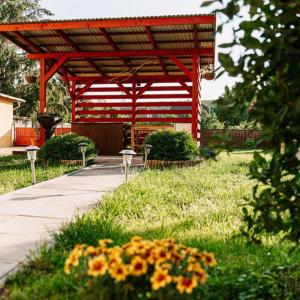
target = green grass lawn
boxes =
[2,152,299,299]
[0,155,78,195]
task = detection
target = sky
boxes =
[40,0,239,101]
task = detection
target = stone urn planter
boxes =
[37,113,62,141]
[202,70,215,80]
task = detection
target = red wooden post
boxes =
[71,80,76,123]
[191,55,199,141]
[132,80,137,124]
[39,58,46,145]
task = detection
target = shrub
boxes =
[64,237,216,300]
[38,133,97,162]
[243,138,256,149]
[145,130,197,161]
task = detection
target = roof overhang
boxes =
[0,14,216,79]
[0,93,25,103]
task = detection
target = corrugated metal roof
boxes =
[0,14,215,77]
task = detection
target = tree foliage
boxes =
[203,0,300,243]
[0,1,70,122]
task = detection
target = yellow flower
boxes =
[109,263,128,282]
[84,246,103,256]
[129,256,148,276]
[64,248,82,274]
[150,269,172,291]
[88,255,108,277]
[175,276,198,294]
[195,268,207,284]
[99,239,113,247]
[153,246,171,264]
[131,236,143,243]
[201,252,217,267]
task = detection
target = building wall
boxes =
[0,97,13,147]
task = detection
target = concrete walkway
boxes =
[0,163,130,283]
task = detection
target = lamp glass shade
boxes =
[119,149,136,166]
[25,146,40,161]
[79,143,87,153]
[144,144,153,155]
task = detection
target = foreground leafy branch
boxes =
[203,0,300,243]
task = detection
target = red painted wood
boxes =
[77,110,132,115]
[77,102,132,107]
[39,58,46,144]
[72,80,76,123]
[74,80,95,101]
[191,55,199,140]
[135,109,192,115]
[27,48,213,59]
[136,101,191,107]
[168,56,193,80]
[0,15,215,32]
[80,94,191,99]
[76,117,132,122]
[135,118,192,123]
[80,86,190,92]
[45,57,67,82]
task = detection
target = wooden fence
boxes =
[201,129,264,147]
[14,127,71,146]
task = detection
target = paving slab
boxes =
[0,163,128,284]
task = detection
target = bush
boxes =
[243,138,256,149]
[38,133,97,162]
[145,130,197,161]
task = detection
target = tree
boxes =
[201,110,223,129]
[214,85,250,127]
[0,1,70,122]
[203,0,300,244]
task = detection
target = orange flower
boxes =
[154,246,171,263]
[88,255,108,277]
[84,246,103,256]
[201,252,217,267]
[175,276,198,294]
[131,236,143,243]
[64,247,83,274]
[109,263,128,282]
[129,256,148,276]
[195,268,207,284]
[99,239,113,247]
[150,269,172,291]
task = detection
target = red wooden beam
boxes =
[55,29,104,76]
[136,102,191,107]
[24,29,214,39]
[84,86,190,92]
[193,25,198,49]
[76,117,132,122]
[136,80,154,97]
[135,118,192,123]
[13,31,43,52]
[145,26,167,75]
[100,28,131,70]
[0,15,215,32]
[168,56,193,80]
[77,110,132,115]
[72,75,191,84]
[45,57,67,82]
[136,109,192,115]
[27,48,213,59]
[77,102,132,108]
[117,83,132,97]
[80,94,191,99]
[74,80,95,101]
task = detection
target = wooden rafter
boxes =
[56,29,104,76]
[145,26,167,75]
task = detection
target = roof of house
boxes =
[0,93,25,103]
[0,14,216,77]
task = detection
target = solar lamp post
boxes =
[119,149,136,182]
[79,142,88,167]
[25,146,40,184]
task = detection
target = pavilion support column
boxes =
[39,58,46,145]
[132,80,137,124]
[191,55,199,141]
[71,80,77,123]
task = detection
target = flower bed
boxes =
[146,159,201,169]
[65,237,216,299]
